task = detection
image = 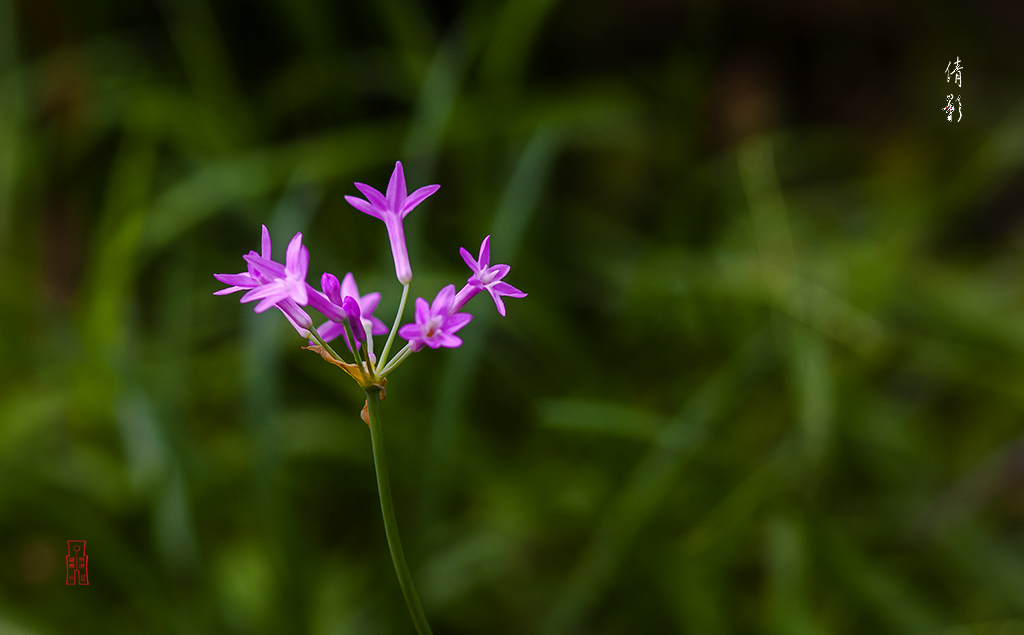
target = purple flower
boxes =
[452,235,527,316]
[344,161,440,285]
[398,284,472,352]
[316,272,389,349]
[241,232,310,310]
[214,225,314,336]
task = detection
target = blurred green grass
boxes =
[2,1,1024,633]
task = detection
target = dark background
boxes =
[2,0,1024,633]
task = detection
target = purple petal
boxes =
[435,332,463,348]
[354,183,389,211]
[254,297,279,313]
[318,320,347,344]
[401,184,440,218]
[444,312,472,332]
[289,278,309,305]
[424,336,443,349]
[305,288,347,322]
[488,288,507,317]
[214,272,257,287]
[245,251,265,282]
[243,254,287,279]
[398,323,421,341]
[342,297,362,319]
[460,246,481,273]
[342,296,366,343]
[414,297,430,324]
[277,299,313,331]
[261,225,272,259]
[491,281,526,297]
[487,264,511,281]
[279,308,311,337]
[368,316,389,335]
[214,286,245,296]
[345,195,383,220]
[341,272,359,300]
[359,291,381,316]
[431,284,456,314]
[241,283,284,304]
[478,235,491,269]
[386,161,407,212]
[285,233,306,277]
[321,273,343,306]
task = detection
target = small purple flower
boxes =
[316,272,389,349]
[452,235,527,316]
[241,232,310,310]
[398,285,472,352]
[344,161,440,285]
[214,225,314,337]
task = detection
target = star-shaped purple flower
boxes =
[316,272,389,349]
[214,225,314,336]
[398,284,472,352]
[452,235,527,316]
[344,161,440,285]
[241,231,310,309]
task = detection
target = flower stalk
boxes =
[379,282,409,368]
[378,343,413,377]
[343,318,367,369]
[308,324,343,363]
[215,162,527,633]
[364,386,434,635]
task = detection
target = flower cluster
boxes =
[214,161,526,386]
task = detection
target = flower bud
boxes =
[342,296,366,344]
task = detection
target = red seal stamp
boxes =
[65,540,88,585]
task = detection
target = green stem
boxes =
[364,387,433,635]
[365,327,376,370]
[308,325,344,362]
[379,283,410,368]
[378,344,413,377]
[342,319,368,372]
